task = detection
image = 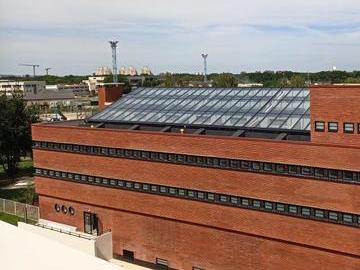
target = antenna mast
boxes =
[109,41,119,83]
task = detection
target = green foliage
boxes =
[1,75,89,85]
[0,94,39,178]
[213,73,238,87]
[345,77,360,83]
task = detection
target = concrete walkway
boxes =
[0,176,34,190]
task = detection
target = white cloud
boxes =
[0,0,360,74]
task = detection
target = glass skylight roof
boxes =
[89,87,310,131]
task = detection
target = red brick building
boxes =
[32,86,360,270]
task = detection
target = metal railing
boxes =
[0,198,39,222]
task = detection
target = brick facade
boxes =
[31,86,360,269]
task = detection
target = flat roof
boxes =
[89,87,310,132]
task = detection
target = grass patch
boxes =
[0,212,23,226]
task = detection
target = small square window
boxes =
[230,197,238,204]
[328,170,340,179]
[241,161,250,169]
[263,163,274,172]
[134,183,141,189]
[149,152,158,159]
[230,160,240,168]
[133,150,140,158]
[288,165,298,174]
[93,147,100,154]
[187,156,196,163]
[328,122,338,132]
[159,153,168,160]
[220,195,228,202]
[141,151,150,159]
[301,208,311,216]
[88,176,94,182]
[197,157,206,164]
[67,173,73,179]
[315,168,326,178]
[177,155,185,162]
[125,150,133,157]
[219,159,229,168]
[343,214,353,223]
[116,149,124,156]
[253,200,261,208]
[344,123,354,133]
[276,164,286,173]
[55,171,61,177]
[61,172,67,178]
[315,210,324,218]
[95,177,102,184]
[241,198,249,206]
[301,167,313,176]
[160,186,167,193]
[35,168,42,174]
[74,174,80,180]
[110,180,117,185]
[289,205,298,214]
[117,180,124,186]
[142,184,149,190]
[207,193,215,200]
[109,149,116,156]
[276,204,285,212]
[151,185,158,192]
[264,202,273,210]
[315,121,325,132]
[251,162,261,170]
[102,178,109,185]
[329,212,338,220]
[188,191,195,197]
[178,189,186,196]
[197,192,205,199]
[169,188,176,194]
[343,171,355,181]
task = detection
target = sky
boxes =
[0,0,360,75]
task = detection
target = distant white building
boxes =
[140,66,152,75]
[119,66,152,76]
[82,76,105,93]
[237,83,264,87]
[95,67,112,76]
[0,80,46,96]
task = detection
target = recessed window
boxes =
[54,204,61,212]
[276,204,285,212]
[156,258,168,268]
[220,195,228,202]
[207,193,215,200]
[241,198,249,206]
[329,212,338,221]
[69,207,75,215]
[117,180,124,186]
[61,205,68,214]
[289,205,298,214]
[160,186,167,193]
[197,192,205,199]
[142,184,149,190]
[358,123,360,134]
[328,122,338,132]
[301,207,311,216]
[344,123,354,133]
[264,202,273,210]
[110,180,117,185]
[134,183,141,189]
[343,214,353,223]
[230,197,238,204]
[315,210,324,218]
[151,185,158,192]
[169,188,176,195]
[178,189,186,196]
[315,121,325,132]
[253,200,261,208]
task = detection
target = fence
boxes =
[0,198,39,222]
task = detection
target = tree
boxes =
[0,93,39,178]
[288,75,306,87]
[213,73,238,87]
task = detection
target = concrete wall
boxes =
[18,222,113,261]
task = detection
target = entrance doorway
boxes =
[83,212,98,236]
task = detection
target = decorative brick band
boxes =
[35,168,360,228]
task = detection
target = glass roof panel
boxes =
[89,87,310,131]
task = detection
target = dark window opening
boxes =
[344,122,354,133]
[328,122,338,132]
[123,250,134,261]
[315,121,325,132]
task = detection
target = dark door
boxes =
[84,212,98,236]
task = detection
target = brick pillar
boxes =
[98,84,124,111]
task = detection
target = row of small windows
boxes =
[35,168,360,228]
[315,121,360,133]
[54,204,75,215]
[32,141,360,184]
